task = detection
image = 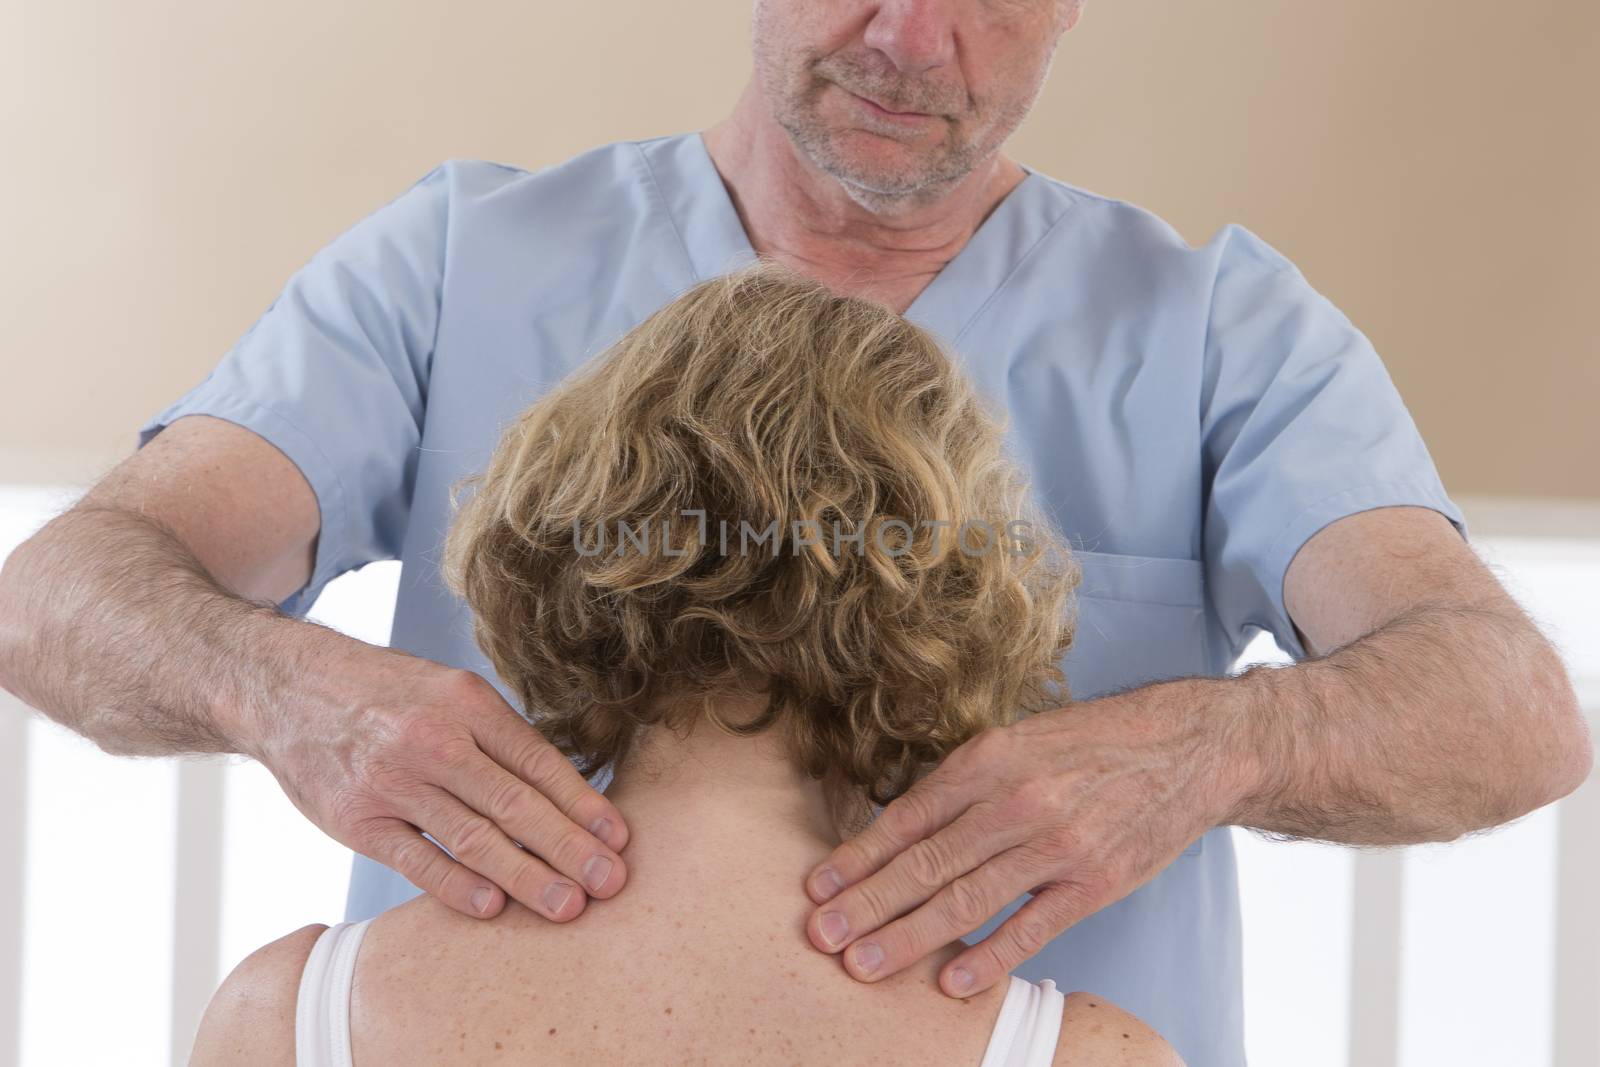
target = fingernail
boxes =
[852,941,884,975]
[582,854,613,892]
[819,910,849,948]
[814,867,844,901]
[470,886,493,915]
[948,967,973,995]
[545,881,575,914]
[589,816,613,842]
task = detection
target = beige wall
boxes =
[3,1,1596,501]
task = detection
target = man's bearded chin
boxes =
[774,66,984,213]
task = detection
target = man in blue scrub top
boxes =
[92,3,1588,1065]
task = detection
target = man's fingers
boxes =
[476,710,630,853]
[364,817,507,919]
[400,786,588,921]
[817,839,1044,984]
[439,748,627,901]
[805,767,970,905]
[941,881,1101,998]
[806,806,1013,955]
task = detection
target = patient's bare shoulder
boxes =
[188,923,326,1066]
[1054,990,1186,1067]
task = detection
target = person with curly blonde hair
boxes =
[189,261,1183,1064]
[440,259,1080,836]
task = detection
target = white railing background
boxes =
[2,485,1596,1067]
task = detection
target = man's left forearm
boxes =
[1199,598,1594,847]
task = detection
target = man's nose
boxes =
[861,0,957,76]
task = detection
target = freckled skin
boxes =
[325,888,1178,1066]
[349,890,1015,1063]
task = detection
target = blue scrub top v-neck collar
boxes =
[650,131,1068,346]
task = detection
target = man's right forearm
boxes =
[0,503,313,759]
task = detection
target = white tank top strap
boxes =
[294,918,376,1067]
[977,975,1067,1067]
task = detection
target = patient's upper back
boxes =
[339,892,1174,1066]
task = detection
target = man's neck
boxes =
[699,84,1027,312]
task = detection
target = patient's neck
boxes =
[599,694,857,899]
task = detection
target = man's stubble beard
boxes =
[767,60,1049,217]
[784,114,975,214]
[770,74,981,215]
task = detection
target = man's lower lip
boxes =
[851,92,929,121]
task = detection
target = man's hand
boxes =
[800,680,1244,998]
[248,626,631,922]
[0,421,632,925]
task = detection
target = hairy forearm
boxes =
[1207,598,1592,847]
[0,504,313,759]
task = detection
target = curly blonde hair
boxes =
[441,259,1079,815]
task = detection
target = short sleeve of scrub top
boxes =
[132,163,451,618]
[1198,223,1470,662]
